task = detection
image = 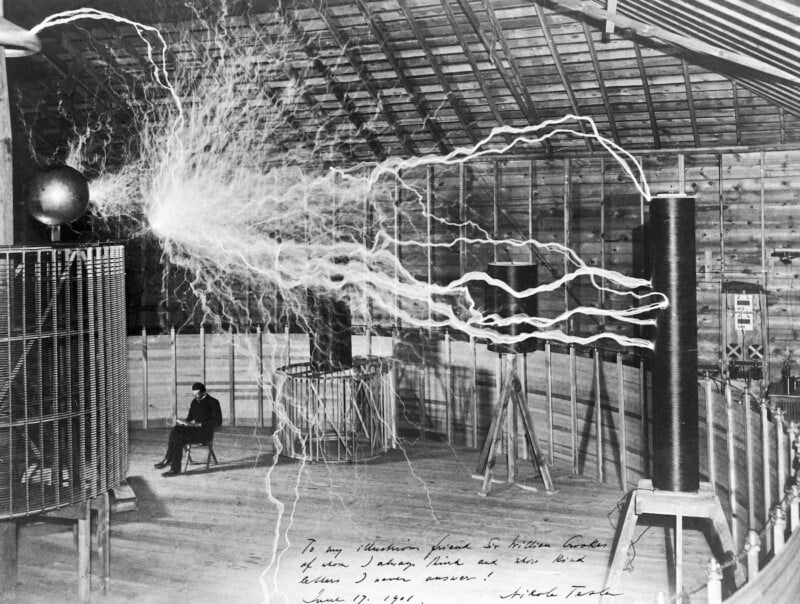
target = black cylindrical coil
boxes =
[307,291,352,373]
[650,195,699,492]
[484,262,538,354]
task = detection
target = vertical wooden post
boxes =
[545,341,554,464]
[563,159,571,333]
[705,557,723,604]
[97,491,110,593]
[229,328,236,426]
[142,327,149,429]
[493,160,499,262]
[725,381,739,545]
[776,409,786,493]
[569,345,578,474]
[470,335,478,448]
[200,324,206,384]
[391,329,399,448]
[257,325,264,428]
[790,484,800,531]
[445,331,452,445]
[744,389,755,530]
[527,159,536,264]
[705,373,716,489]
[394,178,402,332]
[762,402,771,526]
[77,501,90,603]
[426,165,433,331]
[598,158,606,316]
[459,163,467,276]
[0,3,12,244]
[521,353,529,461]
[594,348,603,482]
[744,530,760,581]
[171,325,178,420]
[617,353,627,490]
[772,506,786,554]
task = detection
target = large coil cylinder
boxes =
[0,245,128,517]
[484,262,538,354]
[649,195,699,492]
[307,291,352,373]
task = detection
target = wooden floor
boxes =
[8,428,724,604]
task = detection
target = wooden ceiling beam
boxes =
[680,58,701,147]
[633,41,660,149]
[280,9,386,161]
[537,0,800,86]
[581,21,620,145]
[439,0,506,127]
[453,0,553,155]
[533,3,592,152]
[353,0,451,155]
[396,0,479,145]
[312,1,418,157]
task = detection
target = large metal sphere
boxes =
[27,166,90,226]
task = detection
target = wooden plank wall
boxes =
[388,149,800,379]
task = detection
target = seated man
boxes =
[155,382,222,476]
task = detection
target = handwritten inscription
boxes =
[291,534,619,603]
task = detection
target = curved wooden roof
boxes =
[6,0,800,162]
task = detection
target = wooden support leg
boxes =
[77,501,91,603]
[0,520,17,595]
[675,513,683,603]
[97,492,110,594]
[605,490,640,592]
[475,378,510,475]
[514,388,554,491]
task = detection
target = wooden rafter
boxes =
[439,0,506,127]
[395,0,479,144]
[633,41,660,149]
[353,0,451,155]
[281,9,386,161]
[581,21,620,145]
[453,0,554,155]
[539,0,800,85]
[681,58,700,146]
[313,1,418,156]
[533,3,592,152]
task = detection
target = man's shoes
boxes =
[154,460,169,469]
[162,470,180,477]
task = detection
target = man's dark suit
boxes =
[165,394,223,472]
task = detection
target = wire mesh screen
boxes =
[0,245,128,518]
[274,357,395,462]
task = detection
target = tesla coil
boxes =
[0,244,128,517]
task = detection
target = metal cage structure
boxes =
[274,356,396,462]
[0,244,128,518]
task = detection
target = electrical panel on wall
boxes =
[722,281,767,383]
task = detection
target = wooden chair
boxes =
[183,431,218,472]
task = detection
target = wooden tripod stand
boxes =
[474,353,554,496]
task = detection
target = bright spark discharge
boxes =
[33,7,670,603]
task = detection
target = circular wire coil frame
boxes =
[274,356,395,463]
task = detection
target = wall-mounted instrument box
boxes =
[721,281,767,382]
